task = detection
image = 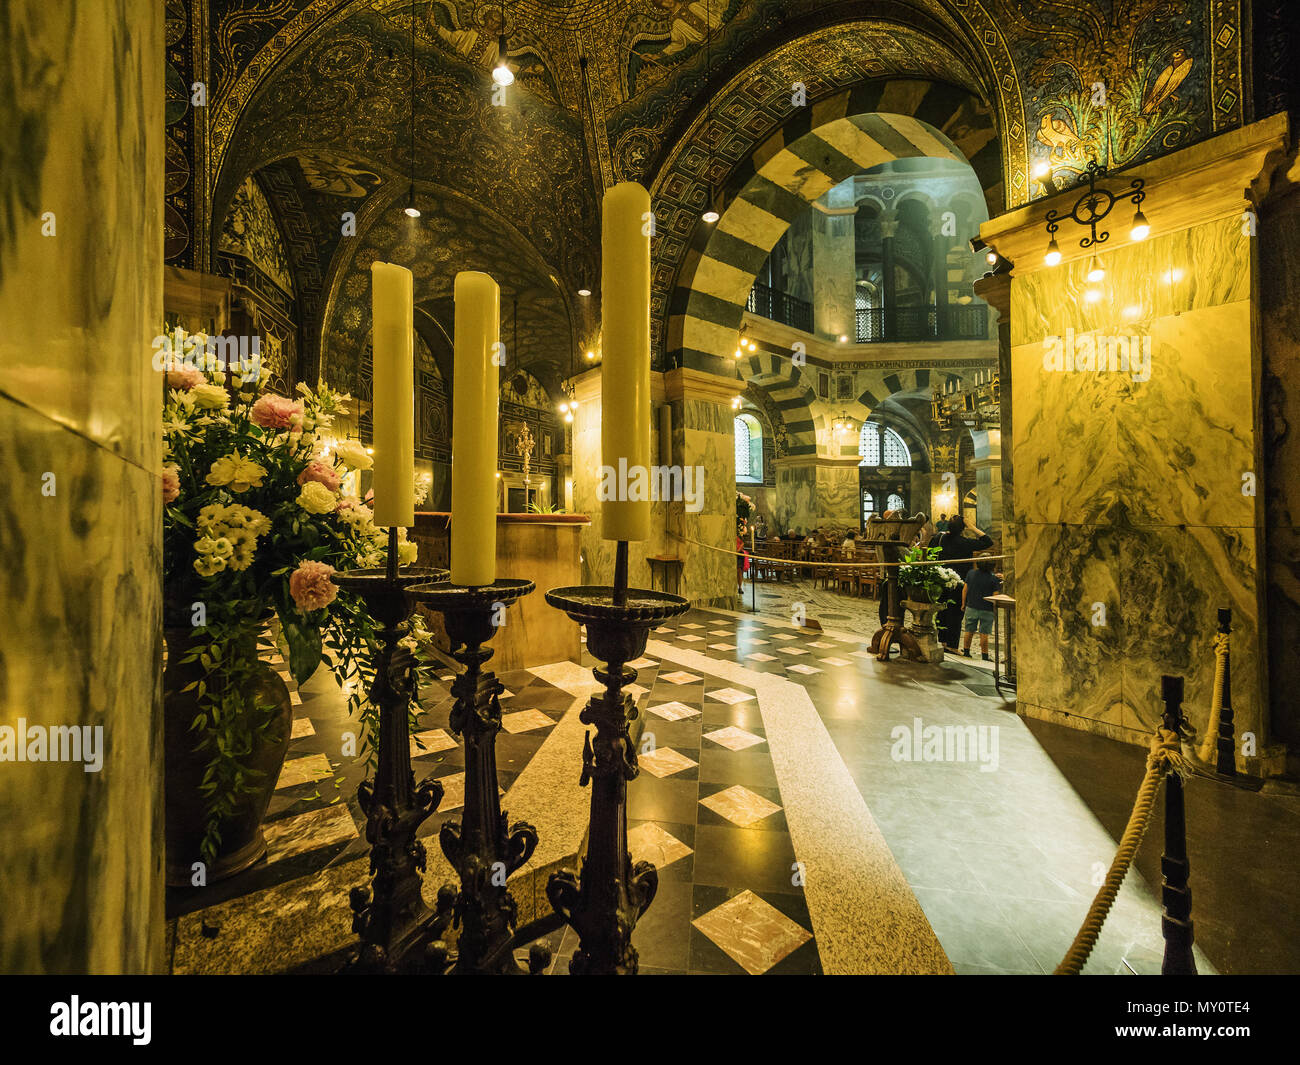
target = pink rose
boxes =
[166,365,204,391]
[335,496,357,512]
[289,560,338,613]
[297,459,341,492]
[250,393,304,429]
[161,465,180,504]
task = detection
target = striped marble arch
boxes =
[741,351,819,456]
[665,79,1001,371]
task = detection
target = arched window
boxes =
[883,428,911,466]
[859,421,880,465]
[862,491,874,523]
[735,414,763,483]
[887,492,905,512]
[859,422,912,468]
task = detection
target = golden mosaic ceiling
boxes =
[175,0,1245,375]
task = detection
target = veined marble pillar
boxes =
[772,455,861,532]
[0,0,164,971]
[881,215,899,340]
[980,113,1291,774]
[663,367,743,606]
[812,191,857,342]
[970,429,1003,538]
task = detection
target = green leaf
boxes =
[282,616,323,687]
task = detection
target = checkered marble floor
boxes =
[169,608,1226,976]
[530,645,820,975]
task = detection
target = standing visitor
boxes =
[960,559,1002,660]
[932,515,993,651]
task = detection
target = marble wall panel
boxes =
[0,2,162,472]
[1009,216,1251,348]
[0,401,164,972]
[1010,207,1273,765]
[0,0,163,972]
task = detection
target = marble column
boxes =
[970,429,1003,537]
[1260,160,1300,752]
[881,215,899,340]
[663,367,743,606]
[974,271,1013,588]
[812,187,857,342]
[0,0,164,972]
[980,114,1291,774]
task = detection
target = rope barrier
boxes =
[1197,631,1230,766]
[1054,728,1191,975]
[669,532,1007,570]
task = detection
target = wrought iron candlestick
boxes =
[544,541,689,974]
[332,531,450,973]
[410,577,542,974]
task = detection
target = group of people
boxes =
[928,515,1001,660]
[741,511,1004,662]
[863,511,1002,661]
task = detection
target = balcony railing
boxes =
[746,282,814,334]
[855,303,988,343]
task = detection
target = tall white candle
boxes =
[370,262,414,528]
[601,182,651,542]
[450,271,500,586]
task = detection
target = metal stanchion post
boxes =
[1159,675,1197,976]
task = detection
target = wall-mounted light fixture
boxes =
[1043,160,1149,271]
[492,4,513,85]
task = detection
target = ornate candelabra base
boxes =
[410,578,543,975]
[332,563,452,974]
[543,581,689,975]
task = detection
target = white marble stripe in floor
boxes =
[647,637,1217,975]
[647,638,952,974]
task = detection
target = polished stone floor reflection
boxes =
[165,605,1299,975]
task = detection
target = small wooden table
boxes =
[646,555,684,597]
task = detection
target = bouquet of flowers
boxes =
[736,491,754,534]
[897,546,962,600]
[160,328,417,862]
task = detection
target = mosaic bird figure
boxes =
[1035,111,1082,160]
[1142,49,1193,115]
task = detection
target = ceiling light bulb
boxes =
[838,334,848,343]
[1130,209,1150,241]
[558,401,568,413]
[986,250,998,266]
[404,185,420,218]
[733,348,741,359]
[702,209,720,223]
[1087,255,1105,283]
[1044,237,1061,266]
[747,340,757,351]
[585,350,595,360]
[578,288,591,297]
[492,35,513,85]
[564,411,573,424]
[404,204,420,218]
